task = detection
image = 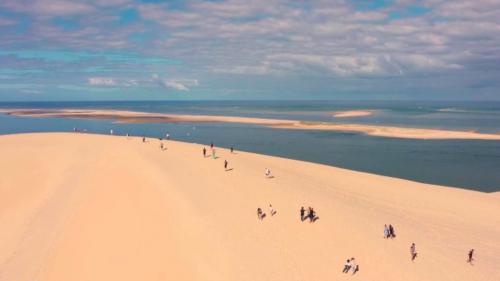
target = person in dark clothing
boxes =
[203,147,207,157]
[230,146,234,153]
[308,207,316,222]
[142,136,146,143]
[467,249,474,264]
[389,224,396,238]
[210,142,214,149]
[224,160,228,170]
[300,207,305,221]
[257,208,265,220]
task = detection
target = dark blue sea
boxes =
[1,100,499,192]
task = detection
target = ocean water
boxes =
[1,100,499,192]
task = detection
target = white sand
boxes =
[331,110,374,117]
[0,132,499,281]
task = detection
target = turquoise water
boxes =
[1,100,499,192]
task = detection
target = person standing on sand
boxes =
[212,148,216,159]
[166,133,170,140]
[410,243,417,261]
[230,146,234,153]
[389,224,396,238]
[160,142,164,150]
[203,147,207,157]
[142,136,146,143]
[467,249,474,264]
[307,207,317,222]
[384,224,390,239]
[342,259,351,273]
[224,160,228,170]
[300,207,305,221]
[210,142,214,149]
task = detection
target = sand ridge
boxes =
[0,132,499,281]
[2,108,500,140]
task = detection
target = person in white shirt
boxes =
[342,259,351,273]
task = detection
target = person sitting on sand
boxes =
[300,206,305,221]
[467,249,474,264]
[350,258,359,274]
[160,143,164,150]
[265,168,271,178]
[269,204,276,216]
[257,208,266,220]
[410,243,417,261]
[342,259,351,273]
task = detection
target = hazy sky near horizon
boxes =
[0,0,499,101]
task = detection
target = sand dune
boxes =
[0,133,499,281]
[331,110,374,117]
[2,108,500,140]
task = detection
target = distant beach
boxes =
[331,110,375,117]
[3,108,500,140]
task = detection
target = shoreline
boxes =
[2,108,500,140]
[1,132,499,281]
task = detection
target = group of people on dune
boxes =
[132,132,477,274]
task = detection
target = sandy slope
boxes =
[0,133,499,281]
[3,108,500,140]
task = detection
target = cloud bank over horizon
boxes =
[0,0,499,101]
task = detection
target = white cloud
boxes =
[162,79,199,91]
[88,77,116,86]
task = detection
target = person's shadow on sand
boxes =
[225,168,234,172]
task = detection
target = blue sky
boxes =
[0,0,499,101]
